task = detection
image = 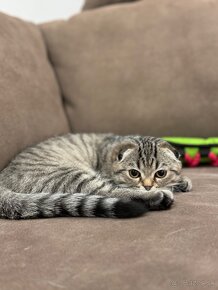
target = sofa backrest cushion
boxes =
[0,13,70,170]
[41,0,218,137]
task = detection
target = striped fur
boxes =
[0,134,192,219]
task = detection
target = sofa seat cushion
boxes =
[0,13,70,170]
[0,167,217,290]
[42,0,218,137]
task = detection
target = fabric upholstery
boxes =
[42,0,218,137]
[0,168,217,290]
[0,12,70,170]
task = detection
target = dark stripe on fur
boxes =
[93,197,108,217]
[77,195,88,216]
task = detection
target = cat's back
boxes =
[4,133,109,168]
[0,133,111,189]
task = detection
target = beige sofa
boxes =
[0,1,218,289]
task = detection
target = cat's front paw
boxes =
[182,176,192,192]
[146,189,174,211]
[172,176,192,193]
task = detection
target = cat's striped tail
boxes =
[0,188,148,219]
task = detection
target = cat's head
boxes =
[105,136,182,191]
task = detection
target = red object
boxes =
[208,152,218,166]
[184,152,201,167]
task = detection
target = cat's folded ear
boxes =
[159,140,181,160]
[111,141,136,162]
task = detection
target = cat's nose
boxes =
[143,178,153,190]
[144,186,152,191]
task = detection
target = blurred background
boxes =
[0,0,84,23]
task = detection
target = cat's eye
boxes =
[129,169,141,178]
[155,170,167,178]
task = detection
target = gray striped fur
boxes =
[0,134,192,219]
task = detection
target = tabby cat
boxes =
[0,134,192,219]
